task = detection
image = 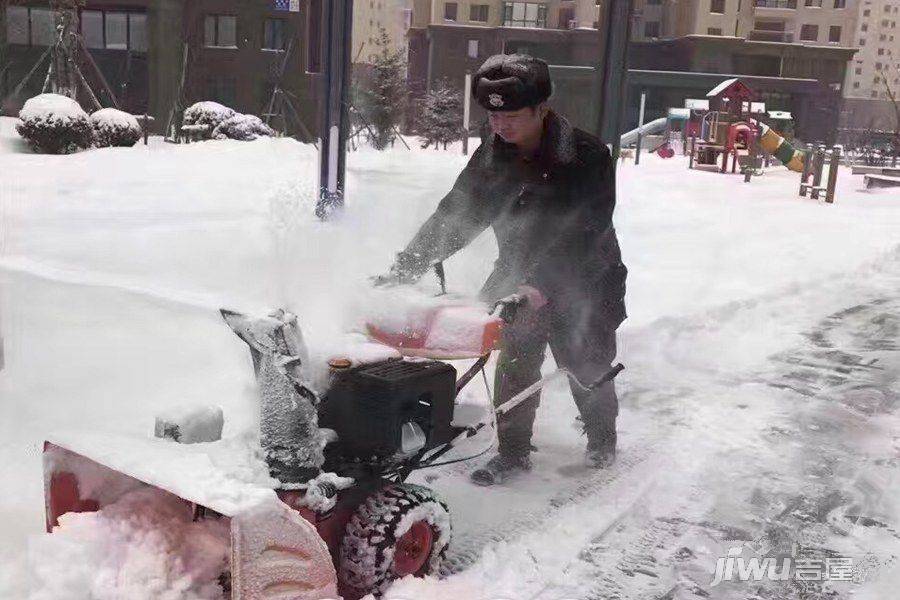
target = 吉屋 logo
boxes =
[711,544,858,587]
[489,93,504,107]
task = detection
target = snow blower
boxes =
[43,295,622,599]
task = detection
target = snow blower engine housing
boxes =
[319,358,458,473]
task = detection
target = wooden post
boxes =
[811,145,825,200]
[825,146,840,204]
[689,134,696,169]
[143,113,149,145]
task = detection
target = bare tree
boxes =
[880,65,900,165]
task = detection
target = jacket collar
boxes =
[478,110,577,169]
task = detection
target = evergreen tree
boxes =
[360,28,407,150]
[417,79,464,150]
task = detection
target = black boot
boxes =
[585,432,616,469]
[470,453,532,486]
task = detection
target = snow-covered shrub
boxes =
[182,101,236,139]
[91,108,142,148]
[212,114,275,141]
[15,93,93,154]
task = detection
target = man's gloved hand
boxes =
[517,284,547,311]
[493,286,546,323]
[371,251,426,288]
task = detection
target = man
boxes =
[377,54,627,485]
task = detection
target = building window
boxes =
[829,25,841,41]
[470,4,489,22]
[862,23,868,31]
[804,0,822,6]
[853,81,860,88]
[79,10,146,52]
[834,0,845,7]
[264,18,285,50]
[205,15,237,48]
[207,75,237,107]
[444,2,458,21]
[800,24,818,40]
[708,27,723,35]
[502,2,549,28]
[645,20,661,38]
[104,12,127,49]
[468,39,479,57]
[863,9,870,16]
[5,6,29,45]
[647,0,663,4]
[711,0,726,13]
[871,90,878,97]
[6,6,57,47]
[856,67,862,74]
[876,61,882,69]
[878,47,885,54]
[860,38,866,45]
[886,4,892,11]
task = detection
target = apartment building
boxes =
[632,0,858,47]
[415,0,598,30]
[841,0,900,130]
[406,0,603,129]
[353,0,413,63]
[1,0,323,137]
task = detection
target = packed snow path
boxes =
[2,119,899,598]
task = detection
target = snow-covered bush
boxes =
[16,93,93,154]
[212,114,275,141]
[182,101,236,139]
[91,108,142,148]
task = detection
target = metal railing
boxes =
[754,0,798,9]
[747,29,796,42]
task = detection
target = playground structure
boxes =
[687,79,762,174]
[683,78,809,177]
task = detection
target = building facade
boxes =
[628,35,856,141]
[1,0,324,137]
[353,0,413,63]
[631,0,859,47]
[408,0,856,140]
[841,0,900,131]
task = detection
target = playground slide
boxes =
[755,121,805,172]
[619,117,668,148]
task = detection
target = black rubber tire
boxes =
[338,483,451,596]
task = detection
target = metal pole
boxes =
[316,0,354,220]
[462,72,472,156]
[594,0,635,158]
[635,89,646,165]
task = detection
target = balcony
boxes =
[747,29,796,42]
[754,0,797,9]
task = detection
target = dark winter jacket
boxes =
[395,111,627,330]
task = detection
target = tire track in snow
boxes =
[441,443,661,576]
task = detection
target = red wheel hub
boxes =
[392,520,434,577]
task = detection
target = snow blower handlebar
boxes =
[494,363,625,419]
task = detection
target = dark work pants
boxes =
[494,307,619,459]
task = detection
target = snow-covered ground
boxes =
[1,115,899,598]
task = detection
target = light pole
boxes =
[316,0,354,220]
[594,0,635,160]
